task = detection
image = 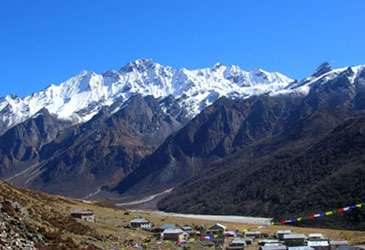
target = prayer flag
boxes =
[325,211,333,216]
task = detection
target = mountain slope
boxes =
[0,109,71,178]
[115,63,365,201]
[0,59,293,134]
[157,114,365,229]
[0,180,99,249]
[151,65,365,229]
[17,95,185,197]
[114,95,301,195]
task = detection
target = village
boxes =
[70,208,362,250]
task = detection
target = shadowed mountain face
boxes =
[0,109,71,177]
[115,66,365,218]
[27,95,186,197]
[113,95,302,195]
[157,115,365,229]
[152,69,365,229]
[0,95,187,197]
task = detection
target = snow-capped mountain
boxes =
[0,59,294,133]
[280,63,365,96]
[2,59,365,135]
[2,60,365,201]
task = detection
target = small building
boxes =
[181,225,193,233]
[329,241,349,250]
[259,239,283,246]
[225,230,238,238]
[226,237,247,250]
[308,234,326,241]
[129,218,152,229]
[70,209,95,222]
[283,234,307,247]
[208,223,226,234]
[288,247,314,250]
[307,240,330,250]
[162,228,186,241]
[261,245,288,250]
[335,246,361,250]
[182,225,198,236]
[244,231,263,239]
[276,230,293,240]
[245,237,254,245]
[160,223,179,230]
[153,223,180,233]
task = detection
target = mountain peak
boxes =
[252,68,269,76]
[212,62,224,70]
[120,58,158,72]
[131,58,155,66]
[0,60,294,133]
[312,62,332,77]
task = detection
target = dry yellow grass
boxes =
[3,180,364,249]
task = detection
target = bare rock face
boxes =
[311,62,332,77]
[157,115,365,230]
[17,95,186,197]
[114,95,301,195]
[0,109,71,177]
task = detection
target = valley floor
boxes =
[65,200,365,249]
[132,209,272,225]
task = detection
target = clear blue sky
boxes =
[1,0,364,97]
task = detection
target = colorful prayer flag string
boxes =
[274,201,365,225]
